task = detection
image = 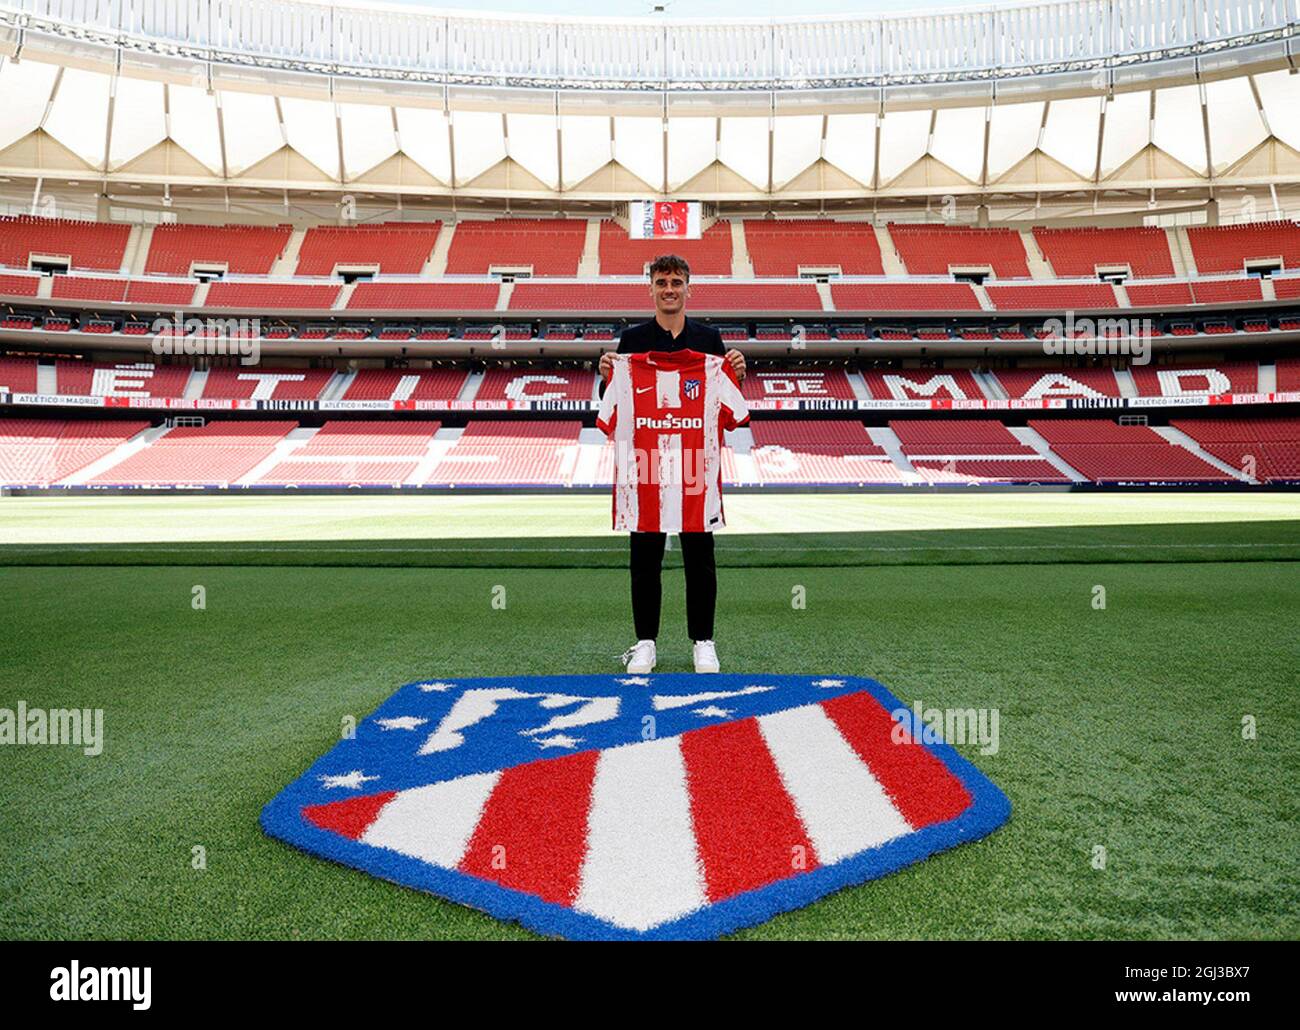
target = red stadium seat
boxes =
[145,224,291,275]
[888,224,1029,278]
[743,220,883,276]
[1032,226,1174,278]
[598,220,732,276]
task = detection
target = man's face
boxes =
[650,271,689,316]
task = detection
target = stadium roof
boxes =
[1,0,1299,209]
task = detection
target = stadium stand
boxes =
[742,367,856,402]
[50,276,198,306]
[1276,357,1300,392]
[55,360,191,398]
[295,222,443,276]
[985,283,1119,310]
[446,219,587,275]
[750,420,883,452]
[911,459,1069,483]
[0,215,130,272]
[342,368,469,401]
[1186,221,1300,274]
[1029,419,1234,482]
[201,367,334,400]
[348,281,499,311]
[830,282,981,311]
[1031,226,1175,278]
[990,367,1122,398]
[257,458,422,485]
[688,283,822,311]
[204,281,341,310]
[743,220,884,276]
[749,420,900,484]
[0,418,150,484]
[1271,277,1300,302]
[1125,282,1195,306]
[145,224,291,275]
[510,283,655,312]
[890,419,1037,455]
[1170,417,1300,482]
[1189,278,1263,304]
[888,224,1029,278]
[90,421,296,485]
[861,368,986,401]
[426,420,583,485]
[475,367,594,402]
[294,421,441,455]
[0,273,41,297]
[510,282,821,312]
[254,421,441,485]
[0,356,39,392]
[598,220,733,276]
[1129,362,1258,396]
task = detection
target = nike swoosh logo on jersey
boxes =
[636,387,653,394]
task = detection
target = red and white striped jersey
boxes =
[596,350,749,533]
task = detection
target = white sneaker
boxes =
[693,639,720,674]
[620,639,656,674]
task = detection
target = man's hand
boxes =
[725,348,746,382]
[599,350,616,381]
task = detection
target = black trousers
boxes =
[629,532,716,642]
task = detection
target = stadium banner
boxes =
[628,200,702,240]
[254,399,321,411]
[3,392,1295,413]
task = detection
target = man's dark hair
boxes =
[648,254,691,282]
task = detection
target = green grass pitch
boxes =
[1,492,1297,940]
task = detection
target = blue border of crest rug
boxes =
[261,673,1011,940]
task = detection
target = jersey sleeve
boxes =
[718,359,750,430]
[596,355,622,436]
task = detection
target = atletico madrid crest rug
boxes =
[261,674,1011,940]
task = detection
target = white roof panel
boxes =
[1041,95,1101,178]
[44,68,111,169]
[394,106,451,184]
[929,105,985,182]
[1152,85,1207,175]
[1205,76,1266,172]
[772,115,823,188]
[877,108,930,183]
[560,114,611,189]
[1254,69,1300,152]
[0,59,59,153]
[1099,90,1149,176]
[220,90,283,176]
[506,112,559,189]
[452,109,507,183]
[987,100,1042,179]
[280,95,341,180]
[614,116,664,191]
[666,116,716,192]
[168,84,224,175]
[823,112,875,186]
[108,75,166,170]
[719,116,769,190]
[341,102,398,180]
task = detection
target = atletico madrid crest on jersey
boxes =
[261,673,1011,940]
[683,377,701,400]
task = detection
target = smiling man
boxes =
[598,254,746,674]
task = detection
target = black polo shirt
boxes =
[617,317,726,357]
[599,317,728,398]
